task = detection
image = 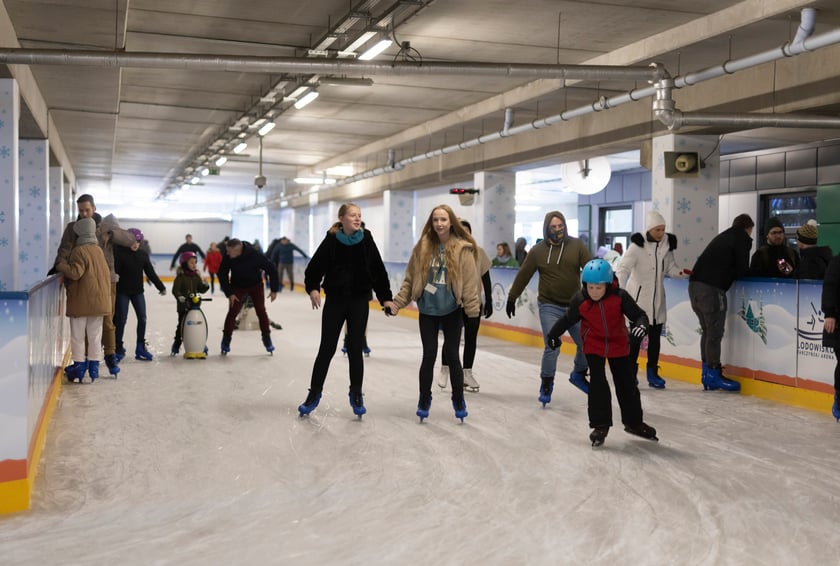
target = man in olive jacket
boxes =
[506,211,591,405]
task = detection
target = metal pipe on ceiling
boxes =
[280,10,840,204]
[660,110,840,130]
[0,49,662,81]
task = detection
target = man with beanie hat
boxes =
[506,210,592,405]
[748,216,798,278]
[616,210,690,389]
[54,217,112,383]
[796,219,833,280]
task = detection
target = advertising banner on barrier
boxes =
[796,280,835,387]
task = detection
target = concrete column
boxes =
[49,166,65,258]
[381,189,416,262]
[0,79,20,291]
[19,139,50,289]
[651,134,721,267]
[472,171,516,259]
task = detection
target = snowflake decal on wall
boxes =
[0,237,9,247]
[676,197,691,213]
[0,146,11,158]
[705,195,717,208]
[486,213,497,225]
[29,186,42,198]
[19,251,29,262]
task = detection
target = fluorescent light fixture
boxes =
[327,164,355,176]
[215,156,228,167]
[358,39,392,61]
[257,121,276,136]
[345,30,378,53]
[294,177,337,185]
[233,142,248,154]
[319,76,373,87]
[294,90,319,110]
[200,167,210,176]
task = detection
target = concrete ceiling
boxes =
[2,0,840,218]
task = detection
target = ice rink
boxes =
[2,286,840,565]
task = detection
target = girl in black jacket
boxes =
[298,203,396,417]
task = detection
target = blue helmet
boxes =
[581,258,614,284]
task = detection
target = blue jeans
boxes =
[538,301,587,378]
[114,293,148,347]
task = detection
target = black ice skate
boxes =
[589,426,609,447]
[624,422,658,442]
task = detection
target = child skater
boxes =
[547,258,658,447]
[171,251,210,355]
[54,217,112,383]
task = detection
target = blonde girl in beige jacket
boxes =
[391,205,481,422]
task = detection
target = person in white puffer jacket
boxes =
[615,210,691,388]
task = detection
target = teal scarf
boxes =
[336,228,364,246]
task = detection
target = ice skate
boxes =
[438,365,449,389]
[589,426,609,447]
[220,334,231,355]
[171,339,181,356]
[363,345,371,357]
[64,361,87,384]
[298,390,321,416]
[135,342,154,361]
[569,370,590,394]
[624,422,658,442]
[104,354,120,376]
[702,366,739,392]
[463,368,480,392]
[270,321,283,330]
[416,393,432,422]
[538,376,554,407]
[261,333,275,354]
[646,366,666,389]
[88,360,100,382]
[452,396,468,422]
[832,392,839,422]
[114,345,126,362]
[349,391,366,418]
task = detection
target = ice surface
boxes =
[2,287,839,565]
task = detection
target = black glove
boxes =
[483,301,493,319]
[547,331,562,350]
[159,289,167,296]
[630,324,647,338]
[506,300,516,318]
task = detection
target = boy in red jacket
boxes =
[547,259,658,447]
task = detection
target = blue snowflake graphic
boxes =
[0,146,10,158]
[696,216,703,223]
[0,237,8,247]
[29,186,41,198]
[705,195,717,208]
[19,147,24,157]
[34,233,42,241]
[486,213,497,224]
[36,145,44,154]
[495,184,506,195]
[0,280,7,292]
[0,119,4,129]
[0,210,5,223]
[683,237,691,247]
[676,197,691,213]
[19,251,29,262]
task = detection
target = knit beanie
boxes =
[796,219,818,244]
[646,210,667,232]
[74,217,98,246]
[765,216,784,236]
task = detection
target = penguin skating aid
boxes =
[182,294,211,359]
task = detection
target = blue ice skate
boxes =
[569,370,590,394]
[538,376,554,407]
[349,391,366,418]
[88,360,100,382]
[452,397,468,422]
[832,392,839,422]
[298,390,321,416]
[416,393,432,422]
[646,366,666,389]
[220,334,231,355]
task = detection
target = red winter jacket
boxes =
[549,282,648,358]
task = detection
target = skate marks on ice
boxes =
[3,289,840,564]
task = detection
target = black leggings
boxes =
[308,295,370,394]
[440,309,480,369]
[586,354,643,428]
[418,309,464,399]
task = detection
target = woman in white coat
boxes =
[615,210,690,388]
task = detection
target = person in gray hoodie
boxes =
[506,211,592,406]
